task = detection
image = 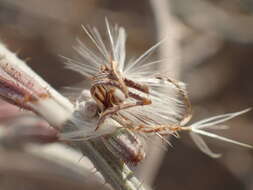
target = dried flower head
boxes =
[63,19,253,158]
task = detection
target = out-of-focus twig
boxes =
[138,0,185,186]
[182,33,223,70]
[173,0,253,43]
[151,0,184,78]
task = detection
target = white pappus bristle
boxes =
[188,108,253,157]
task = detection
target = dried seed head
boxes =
[63,20,253,159]
[64,19,188,134]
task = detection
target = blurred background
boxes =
[0,0,253,189]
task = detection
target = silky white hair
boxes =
[63,19,253,157]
